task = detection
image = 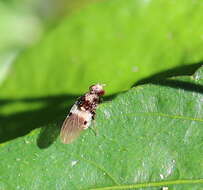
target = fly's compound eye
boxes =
[89,84,105,96]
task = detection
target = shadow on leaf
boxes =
[37,123,60,149]
[133,62,203,94]
[0,95,77,146]
[0,94,116,148]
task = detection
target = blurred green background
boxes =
[0,0,203,143]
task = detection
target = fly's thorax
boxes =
[76,93,100,112]
[85,93,99,104]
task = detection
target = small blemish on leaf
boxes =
[160,174,164,179]
[103,110,111,119]
[71,160,78,167]
[24,139,30,144]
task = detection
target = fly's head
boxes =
[89,84,105,96]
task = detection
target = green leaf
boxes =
[1,0,203,97]
[1,66,203,189]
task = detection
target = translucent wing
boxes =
[60,113,85,144]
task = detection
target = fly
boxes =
[60,84,105,144]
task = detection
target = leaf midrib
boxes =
[89,178,203,190]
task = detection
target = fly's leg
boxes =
[89,111,98,136]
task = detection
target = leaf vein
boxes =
[80,157,120,185]
[124,112,203,122]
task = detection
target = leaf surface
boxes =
[0,66,203,190]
